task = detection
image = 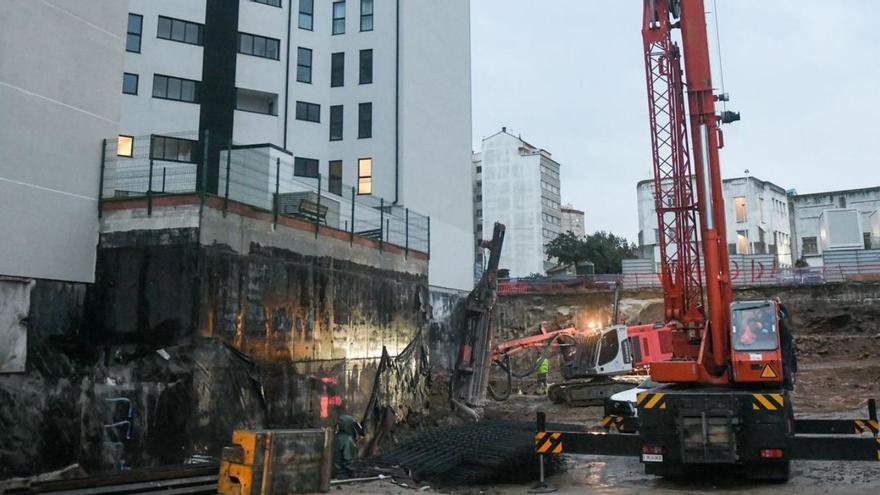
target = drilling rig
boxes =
[533,0,879,481]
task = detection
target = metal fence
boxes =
[498,252,880,294]
[100,131,430,255]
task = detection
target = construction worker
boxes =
[333,414,362,479]
[536,355,550,394]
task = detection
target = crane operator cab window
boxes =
[731,301,778,352]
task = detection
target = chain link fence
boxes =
[100,132,430,255]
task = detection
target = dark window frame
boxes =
[122,73,139,95]
[332,0,346,35]
[252,0,282,7]
[296,47,313,83]
[238,32,281,60]
[329,160,343,195]
[149,135,198,163]
[126,13,143,53]
[360,0,373,31]
[298,0,314,30]
[295,101,321,123]
[359,49,373,84]
[234,88,278,116]
[358,102,372,139]
[152,74,200,104]
[331,52,345,87]
[294,157,319,178]
[802,236,818,256]
[329,105,343,141]
[157,16,204,46]
[117,135,134,157]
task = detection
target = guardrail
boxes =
[99,131,430,256]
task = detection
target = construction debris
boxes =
[370,420,569,486]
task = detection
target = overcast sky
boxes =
[471,0,880,242]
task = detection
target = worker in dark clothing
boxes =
[776,299,797,390]
[333,414,363,479]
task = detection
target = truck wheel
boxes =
[746,461,790,482]
[548,385,565,404]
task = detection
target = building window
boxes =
[298,0,314,30]
[865,232,872,250]
[152,74,200,103]
[331,52,345,87]
[838,196,847,208]
[157,16,203,46]
[329,105,343,141]
[122,73,139,95]
[357,158,371,195]
[329,160,343,195]
[235,88,278,115]
[150,135,196,162]
[117,135,134,157]
[252,0,282,7]
[332,1,346,35]
[294,157,319,178]
[239,33,280,60]
[734,196,747,222]
[802,236,818,256]
[359,49,372,84]
[126,14,143,53]
[296,47,313,83]
[360,0,373,31]
[736,230,749,255]
[358,102,372,139]
[295,101,321,122]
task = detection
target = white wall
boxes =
[0,0,126,282]
[791,187,880,260]
[399,0,473,289]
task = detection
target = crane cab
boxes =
[730,300,783,385]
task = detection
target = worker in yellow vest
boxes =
[536,356,550,395]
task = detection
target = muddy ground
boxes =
[338,297,880,494]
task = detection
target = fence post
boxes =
[350,186,355,247]
[379,198,384,253]
[223,141,232,217]
[147,159,154,216]
[161,168,166,193]
[427,216,431,259]
[200,129,210,216]
[273,157,280,229]
[405,208,409,258]
[98,138,106,218]
[315,173,322,239]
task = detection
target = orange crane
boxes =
[533,0,879,482]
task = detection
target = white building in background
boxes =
[637,176,792,267]
[0,0,127,283]
[474,128,562,278]
[115,0,474,290]
[789,186,880,264]
[561,204,586,237]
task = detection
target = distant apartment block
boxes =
[637,176,793,267]
[561,204,585,237]
[789,186,880,263]
[474,128,562,278]
[116,0,474,290]
[637,177,880,269]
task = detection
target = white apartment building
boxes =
[637,176,793,267]
[1,0,127,283]
[561,204,586,238]
[474,128,562,278]
[789,186,880,263]
[116,0,473,290]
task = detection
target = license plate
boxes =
[642,453,663,463]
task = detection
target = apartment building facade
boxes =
[474,128,562,278]
[117,0,473,290]
[560,204,586,237]
[789,186,880,263]
[637,176,792,267]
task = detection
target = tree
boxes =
[545,231,637,274]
